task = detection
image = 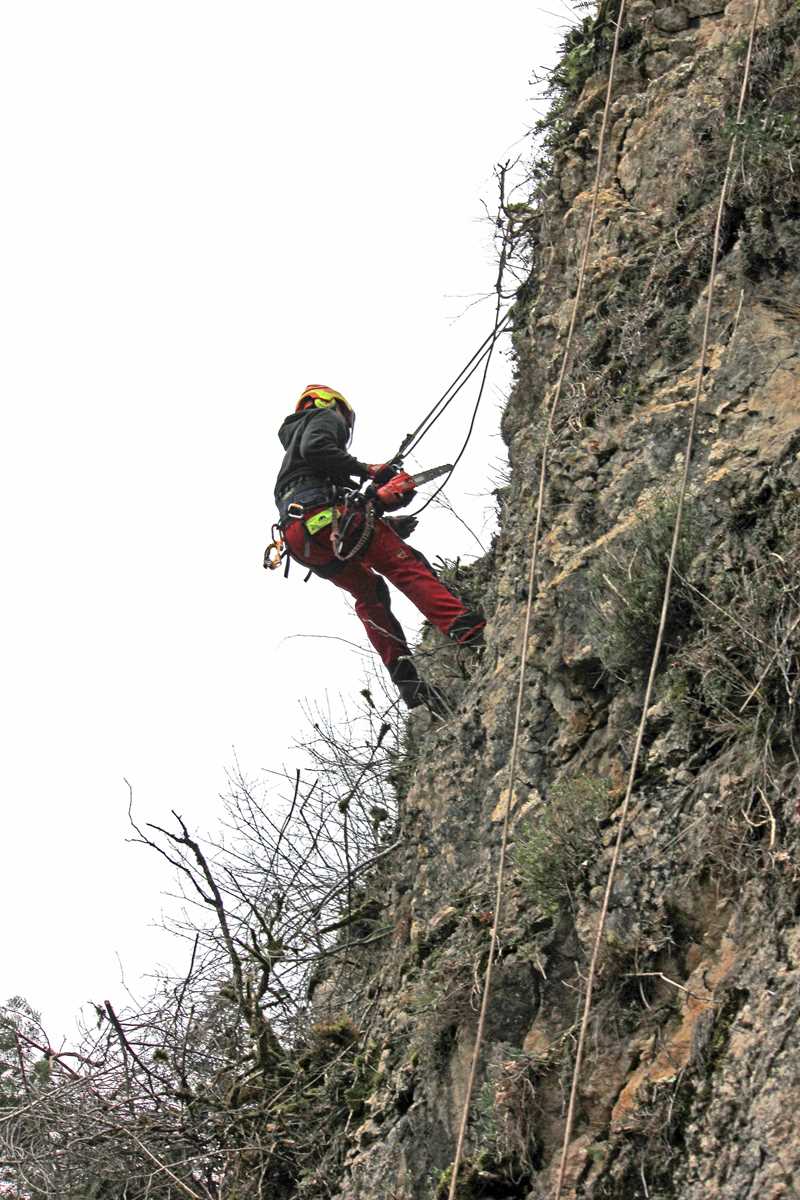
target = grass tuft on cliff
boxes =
[514,776,611,917]
[587,496,702,681]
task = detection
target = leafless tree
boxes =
[1,673,406,1199]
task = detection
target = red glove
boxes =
[368,463,397,486]
[375,471,416,509]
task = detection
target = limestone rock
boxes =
[302,2,800,1197]
[653,4,690,30]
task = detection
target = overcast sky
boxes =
[0,1,565,1038]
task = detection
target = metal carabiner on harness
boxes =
[263,524,287,571]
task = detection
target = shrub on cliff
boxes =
[587,496,701,681]
[513,776,611,917]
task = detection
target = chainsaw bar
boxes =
[409,463,453,487]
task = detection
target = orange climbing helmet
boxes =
[296,384,355,428]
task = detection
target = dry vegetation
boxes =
[0,680,405,1200]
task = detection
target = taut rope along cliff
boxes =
[554,3,763,1192]
[448,0,629,1194]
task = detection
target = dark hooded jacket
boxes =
[274,407,370,510]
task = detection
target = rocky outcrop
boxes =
[308,0,800,1196]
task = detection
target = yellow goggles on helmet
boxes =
[296,384,354,421]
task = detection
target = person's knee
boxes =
[407,544,437,574]
[373,576,392,610]
[353,583,387,622]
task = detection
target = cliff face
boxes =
[313,1,800,1196]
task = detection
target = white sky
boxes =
[0,1,564,1039]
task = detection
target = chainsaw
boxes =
[371,462,452,505]
[264,464,453,571]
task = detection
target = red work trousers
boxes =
[284,515,470,668]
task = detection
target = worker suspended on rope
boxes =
[272,385,485,714]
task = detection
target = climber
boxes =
[274,385,485,714]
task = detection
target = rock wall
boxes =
[309,1,800,1196]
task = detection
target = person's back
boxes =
[275,392,368,508]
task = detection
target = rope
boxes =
[408,342,495,516]
[552,4,762,1194]
[394,309,513,463]
[331,498,377,562]
[446,4,628,1195]
[411,254,510,516]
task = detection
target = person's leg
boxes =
[361,519,485,644]
[285,518,422,669]
[326,561,411,668]
[283,518,337,570]
[327,565,450,712]
[283,516,468,714]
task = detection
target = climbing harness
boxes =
[329,463,453,560]
[266,318,511,578]
[305,506,342,536]
[266,463,455,572]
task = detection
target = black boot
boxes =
[448,610,486,649]
[388,658,451,718]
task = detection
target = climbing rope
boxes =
[331,496,377,562]
[408,335,497,517]
[447,3,628,1195]
[394,309,513,464]
[412,222,513,517]
[552,4,762,1195]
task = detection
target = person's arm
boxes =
[299,409,370,483]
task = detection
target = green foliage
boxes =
[733,18,800,203]
[550,16,603,99]
[0,997,44,1109]
[588,497,701,681]
[303,1015,358,1063]
[406,956,477,1076]
[479,1051,542,1175]
[341,1046,380,1118]
[431,1163,455,1199]
[311,1014,358,1046]
[513,776,611,916]
[657,483,800,884]
[533,1,626,167]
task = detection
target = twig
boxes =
[123,1129,209,1200]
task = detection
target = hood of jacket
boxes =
[277,409,314,450]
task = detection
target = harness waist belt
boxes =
[277,476,322,502]
[277,481,333,524]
